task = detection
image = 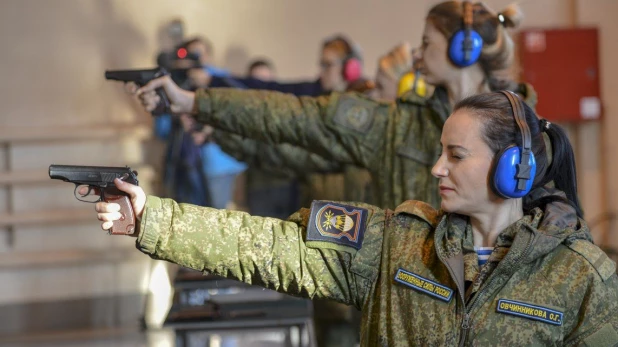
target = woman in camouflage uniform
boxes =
[132,1,533,211]
[92,92,617,346]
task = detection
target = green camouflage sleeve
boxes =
[564,275,618,346]
[193,88,391,169]
[562,242,618,346]
[136,196,385,308]
[213,131,342,178]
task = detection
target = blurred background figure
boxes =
[155,36,246,209]
[318,35,364,93]
[207,34,366,96]
[183,36,232,78]
[169,36,234,89]
[247,59,276,81]
[156,18,185,72]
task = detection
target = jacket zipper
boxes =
[442,260,468,347]
[443,233,536,347]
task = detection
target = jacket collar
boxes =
[434,188,589,277]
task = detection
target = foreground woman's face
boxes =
[432,110,498,214]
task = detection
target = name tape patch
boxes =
[496,299,563,326]
[394,268,453,303]
[306,201,368,250]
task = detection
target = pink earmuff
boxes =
[343,58,362,82]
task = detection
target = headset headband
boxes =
[463,1,474,29]
[462,1,475,63]
[500,90,532,190]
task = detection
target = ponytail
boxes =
[522,119,583,218]
[539,121,583,217]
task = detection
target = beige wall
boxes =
[0,0,615,306]
[576,0,618,248]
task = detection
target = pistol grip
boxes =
[104,194,136,235]
[152,87,170,115]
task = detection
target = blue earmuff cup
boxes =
[449,30,483,67]
[493,146,537,198]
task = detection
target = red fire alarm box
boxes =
[518,28,601,122]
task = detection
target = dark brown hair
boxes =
[322,35,362,61]
[454,92,583,217]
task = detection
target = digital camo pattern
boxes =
[193,84,537,210]
[137,188,617,346]
[213,131,341,179]
[137,195,384,308]
[214,131,374,205]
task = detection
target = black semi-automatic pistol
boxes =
[49,165,139,235]
[105,67,170,115]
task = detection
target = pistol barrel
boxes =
[48,165,138,186]
[104,68,167,84]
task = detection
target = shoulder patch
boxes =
[332,94,377,134]
[306,200,369,252]
[567,240,616,282]
[394,200,440,226]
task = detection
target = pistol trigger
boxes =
[73,184,84,197]
[83,186,93,197]
[73,185,80,199]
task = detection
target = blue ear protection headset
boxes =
[448,1,483,67]
[490,91,537,199]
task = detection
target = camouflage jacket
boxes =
[213,131,341,179]
[136,189,618,346]
[214,132,373,204]
[193,85,537,210]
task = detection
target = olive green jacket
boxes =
[193,85,537,210]
[136,188,617,346]
[213,132,340,178]
[214,132,373,204]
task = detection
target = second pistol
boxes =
[105,67,170,115]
